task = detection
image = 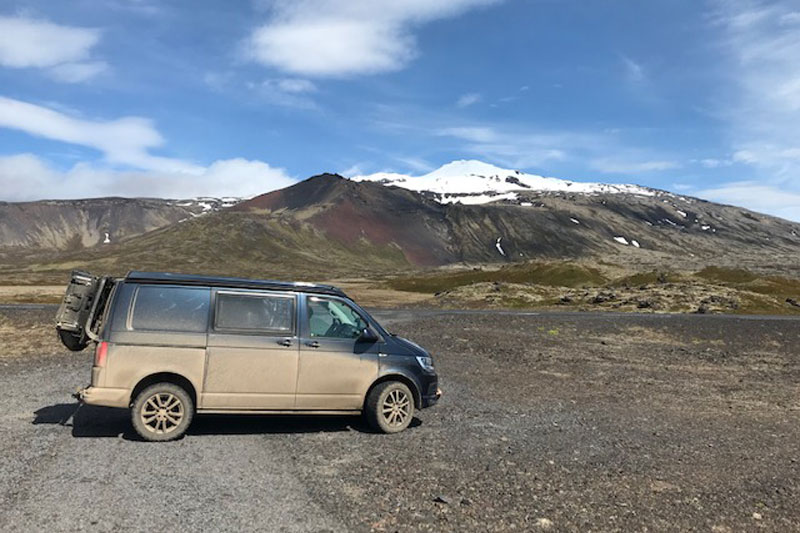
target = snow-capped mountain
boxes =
[352,160,655,204]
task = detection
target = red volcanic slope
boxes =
[234,174,454,266]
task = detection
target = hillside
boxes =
[6,167,799,287]
[0,196,240,252]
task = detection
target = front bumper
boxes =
[74,386,129,408]
[421,382,441,408]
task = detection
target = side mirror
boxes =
[358,326,379,343]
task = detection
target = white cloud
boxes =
[697,180,800,222]
[0,97,296,200]
[456,93,481,108]
[0,16,106,82]
[0,153,295,201]
[590,158,680,174]
[245,0,501,77]
[713,0,800,179]
[0,96,196,172]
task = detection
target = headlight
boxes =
[415,355,435,373]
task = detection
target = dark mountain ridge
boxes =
[4,173,800,281]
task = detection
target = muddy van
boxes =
[56,271,440,441]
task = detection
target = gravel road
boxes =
[1,306,799,531]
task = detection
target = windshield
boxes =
[307,296,370,339]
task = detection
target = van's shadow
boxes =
[33,403,420,441]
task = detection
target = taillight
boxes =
[95,341,108,367]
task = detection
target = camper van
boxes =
[56,271,440,441]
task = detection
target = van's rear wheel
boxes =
[365,381,414,433]
[131,383,193,442]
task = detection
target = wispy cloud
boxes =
[697,180,800,222]
[274,78,317,93]
[695,158,734,168]
[245,0,502,77]
[621,56,645,84]
[0,16,107,82]
[712,0,800,180]
[0,96,195,172]
[436,123,682,174]
[456,92,481,108]
[48,61,108,83]
[247,78,319,109]
[591,158,680,174]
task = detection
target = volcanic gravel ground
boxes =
[1,306,799,531]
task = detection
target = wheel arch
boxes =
[364,373,422,410]
[130,372,198,409]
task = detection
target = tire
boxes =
[365,381,415,433]
[131,383,194,442]
[57,329,88,352]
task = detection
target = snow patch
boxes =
[495,237,506,256]
[631,240,640,248]
[448,192,519,205]
[352,159,655,205]
[676,210,687,218]
[613,236,629,245]
[570,218,580,225]
[103,232,110,244]
[520,202,533,207]
[701,225,711,231]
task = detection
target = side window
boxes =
[215,293,294,335]
[130,286,210,332]
[307,297,367,339]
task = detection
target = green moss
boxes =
[611,271,683,287]
[695,266,758,284]
[736,293,800,315]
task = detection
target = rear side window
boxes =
[215,293,295,335]
[130,286,210,332]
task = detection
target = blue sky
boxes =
[1,0,799,221]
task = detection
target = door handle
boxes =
[278,338,292,347]
[306,341,320,348]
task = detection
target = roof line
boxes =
[124,271,346,297]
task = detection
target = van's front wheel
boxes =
[365,381,414,433]
[131,383,193,442]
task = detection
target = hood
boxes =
[388,335,430,357]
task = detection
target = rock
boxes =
[433,495,451,505]
[560,295,572,303]
[637,300,652,309]
[696,304,709,314]
[535,517,553,529]
[786,298,800,308]
[752,512,763,520]
[592,292,616,304]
